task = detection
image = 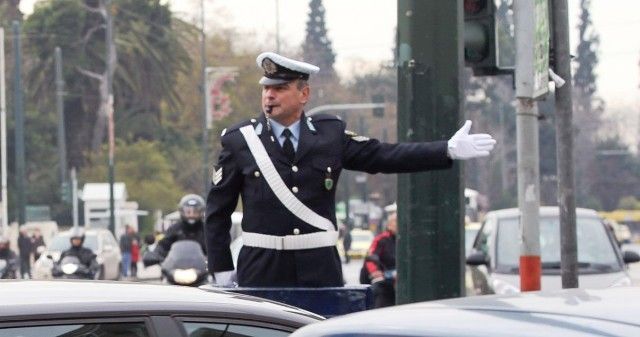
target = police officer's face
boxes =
[262,81,309,126]
[71,238,82,247]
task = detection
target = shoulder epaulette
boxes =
[307,113,342,123]
[220,118,260,137]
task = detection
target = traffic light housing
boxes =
[464,0,512,76]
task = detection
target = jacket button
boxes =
[292,186,299,193]
[292,165,299,172]
[293,228,300,235]
[254,171,261,177]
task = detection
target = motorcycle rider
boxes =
[57,227,100,278]
[156,194,207,259]
[0,235,18,279]
[365,204,397,308]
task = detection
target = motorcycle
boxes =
[52,255,95,279]
[144,240,209,286]
[0,259,17,279]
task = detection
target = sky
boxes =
[19,0,640,142]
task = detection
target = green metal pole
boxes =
[12,21,26,226]
[55,47,68,202]
[106,0,115,235]
[396,0,464,304]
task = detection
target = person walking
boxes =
[119,225,134,278]
[205,52,496,288]
[17,228,32,279]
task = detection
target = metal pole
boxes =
[71,168,79,228]
[12,21,26,226]
[55,47,68,198]
[0,28,8,233]
[551,0,578,288]
[397,0,464,303]
[307,103,386,116]
[201,0,209,196]
[516,98,541,291]
[105,0,116,235]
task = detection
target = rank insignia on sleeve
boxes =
[212,167,223,185]
[345,130,369,142]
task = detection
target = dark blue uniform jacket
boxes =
[205,113,452,287]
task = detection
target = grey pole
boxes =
[71,168,79,229]
[201,0,209,196]
[551,0,578,288]
[105,0,116,235]
[55,47,68,199]
[12,21,26,226]
[0,28,9,233]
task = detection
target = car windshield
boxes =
[496,216,621,271]
[49,234,99,252]
[352,232,373,242]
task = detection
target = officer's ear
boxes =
[296,80,310,104]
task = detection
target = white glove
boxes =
[447,120,496,160]
[214,270,237,287]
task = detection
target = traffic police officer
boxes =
[206,52,496,287]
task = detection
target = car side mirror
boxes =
[466,251,489,266]
[622,250,640,264]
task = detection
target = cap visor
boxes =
[259,77,290,85]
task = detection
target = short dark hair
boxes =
[296,79,309,91]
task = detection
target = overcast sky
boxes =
[20,0,640,110]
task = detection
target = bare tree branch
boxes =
[76,66,104,82]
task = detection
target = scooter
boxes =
[0,259,17,279]
[51,255,95,279]
[144,240,209,286]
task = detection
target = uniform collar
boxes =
[269,118,301,142]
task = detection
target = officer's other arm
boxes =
[205,135,242,277]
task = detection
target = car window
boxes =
[0,322,149,337]
[496,216,621,271]
[49,234,99,252]
[183,322,290,337]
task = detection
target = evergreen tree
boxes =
[572,0,604,208]
[303,0,336,82]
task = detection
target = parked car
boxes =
[33,228,122,280]
[345,228,374,259]
[466,207,640,295]
[0,280,322,336]
[290,287,640,337]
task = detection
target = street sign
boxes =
[515,0,550,99]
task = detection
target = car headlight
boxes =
[610,276,632,287]
[491,277,520,295]
[61,263,79,275]
[173,268,198,285]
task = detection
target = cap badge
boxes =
[263,58,278,75]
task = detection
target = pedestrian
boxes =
[205,52,496,288]
[119,225,133,278]
[31,229,46,261]
[365,204,397,308]
[17,228,32,279]
[342,226,352,264]
[130,238,139,279]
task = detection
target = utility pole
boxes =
[514,0,550,291]
[71,168,79,228]
[201,0,209,196]
[0,28,8,233]
[397,0,463,303]
[55,47,68,202]
[12,21,26,226]
[551,0,578,288]
[105,0,116,235]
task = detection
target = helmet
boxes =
[178,194,205,225]
[69,227,85,247]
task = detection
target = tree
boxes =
[573,0,604,208]
[302,0,336,82]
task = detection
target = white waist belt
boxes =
[243,231,339,250]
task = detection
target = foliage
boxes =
[618,196,640,210]
[80,140,186,229]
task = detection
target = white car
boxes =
[33,228,122,280]
[291,287,640,337]
[466,207,640,295]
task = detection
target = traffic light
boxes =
[60,181,71,203]
[464,0,512,76]
[371,94,384,118]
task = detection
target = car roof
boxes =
[486,207,600,219]
[291,287,640,337]
[55,228,110,237]
[0,280,322,326]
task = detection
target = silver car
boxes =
[467,207,640,295]
[33,228,122,280]
[291,287,640,337]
